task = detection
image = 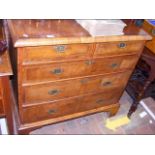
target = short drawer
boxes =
[91,55,139,75]
[23,71,131,105]
[0,100,4,116]
[22,89,122,123]
[94,41,144,57]
[23,55,138,84]
[23,43,93,63]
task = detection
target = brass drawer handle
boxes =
[51,68,63,75]
[48,109,56,115]
[80,78,89,84]
[85,60,93,65]
[48,89,60,95]
[118,42,126,48]
[151,29,155,36]
[55,45,66,53]
[111,63,119,68]
[102,81,112,86]
[96,99,105,104]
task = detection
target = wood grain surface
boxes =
[7,20,152,47]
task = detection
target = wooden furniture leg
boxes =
[109,104,120,117]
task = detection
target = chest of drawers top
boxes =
[7,20,151,48]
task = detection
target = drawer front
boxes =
[23,44,93,63]
[94,41,144,57]
[0,100,4,116]
[22,89,122,123]
[91,55,139,75]
[23,71,131,104]
[23,60,92,83]
[23,55,137,84]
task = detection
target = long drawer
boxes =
[94,41,144,57]
[22,89,122,123]
[22,71,131,105]
[22,43,93,63]
[22,55,138,83]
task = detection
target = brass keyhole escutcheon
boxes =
[102,81,112,86]
[96,99,105,104]
[118,42,126,48]
[55,45,66,53]
[85,60,93,65]
[111,63,118,68]
[51,68,63,75]
[48,89,60,95]
[48,109,56,114]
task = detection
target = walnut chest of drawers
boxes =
[6,20,151,134]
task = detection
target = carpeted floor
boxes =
[30,91,155,134]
